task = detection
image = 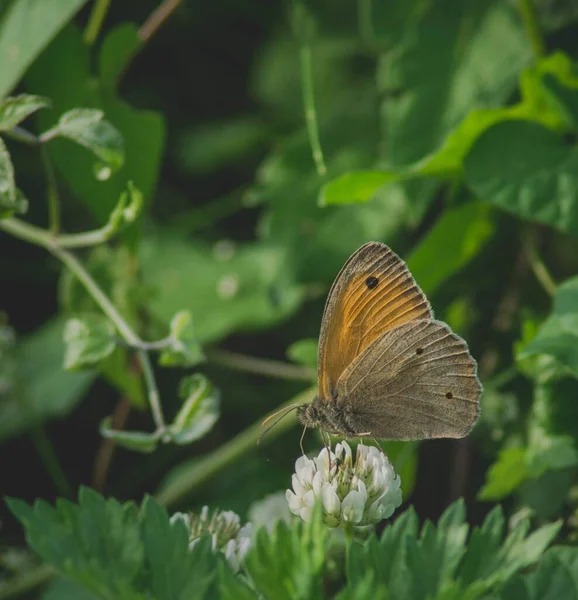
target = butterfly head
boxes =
[296,401,323,429]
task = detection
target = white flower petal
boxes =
[286,490,302,515]
[322,482,341,517]
[341,490,365,524]
[303,489,316,508]
[292,474,305,496]
[300,506,313,522]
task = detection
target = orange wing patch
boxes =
[317,242,432,401]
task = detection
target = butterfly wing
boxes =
[336,319,481,439]
[317,242,433,402]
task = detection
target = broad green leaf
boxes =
[407,202,494,295]
[0,94,49,130]
[0,137,27,217]
[0,0,88,98]
[159,310,205,368]
[286,338,318,368]
[478,447,529,501]
[99,418,159,454]
[141,233,304,344]
[43,108,124,177]
[319,171,400,206]
[42,579,97,600]
[169,374,220,445]
[26,24,165,226]
[518,276,578,378]
[63,314,116,371]
[0,317,95,442]
[464,121,578,236]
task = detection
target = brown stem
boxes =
[91,396,132,492]
[139,0,183,42]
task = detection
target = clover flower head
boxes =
[170,506,252,572]
[286,441,402,527]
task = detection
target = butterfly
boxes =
[294,241,481,441]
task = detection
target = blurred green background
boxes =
[3,0,578,579]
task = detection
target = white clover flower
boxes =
[286,441,402,528]
[248,491,292,532]
[170,506,252,572]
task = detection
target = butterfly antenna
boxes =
[257,404,300,445]
[299,425,307,456]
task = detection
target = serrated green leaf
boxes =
[245,504,327,600]
[159,310,205,368]
[0,94,49,130]
[141,496,216,599]
[464,121,578,236]
[478,446,529,500]
[7,488,145,600]
[99,417,159,453]
[518,277,578,378]
[0,0,88,98]
[169,374,220,444]
[63,314,116,371]
[286,338,318,368]
[319,171,400,206]
[499,546,578,599]
[44,108,124,176]
[407,202,493,295]
[217,559,258,600]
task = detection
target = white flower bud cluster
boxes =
[286,441,402,527]
[170,506,252,572]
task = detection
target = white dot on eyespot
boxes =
[213,240,236,262]
[217,274,239,299]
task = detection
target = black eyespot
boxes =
[365,276,379,289]
[416,347,424,355]
[445,392,453,399]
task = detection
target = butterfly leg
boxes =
[299,425,307,456]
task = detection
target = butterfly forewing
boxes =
[335,319,481,439]
[317,242,433,402]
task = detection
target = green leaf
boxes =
[286,338,318,368]
[26,24,165,227]
[518,276,578,378]
[464,121,578,236]
[0,317,95,442]
[159,310,205,368]
[218,559,258,600]
[319,171,400,206]
[7,487,145,600]
[499,546,578,599]
[140,496,215,599]
[169,374,220,445]
[0,0,88,98]
[244,505,327,600]
[407,202,494,295]
[478,446,529,501]
[141,234,304,344]
[63,314,116,371]
[0,94,49,130]
[106,180,144,233]
[99,417,159,454]
[0,136,27,218]
[41,579,98,600]
[44,108,124,177]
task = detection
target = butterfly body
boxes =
[297,242,482,441]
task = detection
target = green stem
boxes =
[157,386,315,506]
[30,426,74,497]
[0,219,167,432]
[84,0,112,45]
[299,43,327,176]
[40,146,60,235]
[0,564,54,599]
[521,230,556,297]
[518,0,545,59]
[205,347,316,381]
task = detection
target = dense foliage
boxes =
[2,0,578,598]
